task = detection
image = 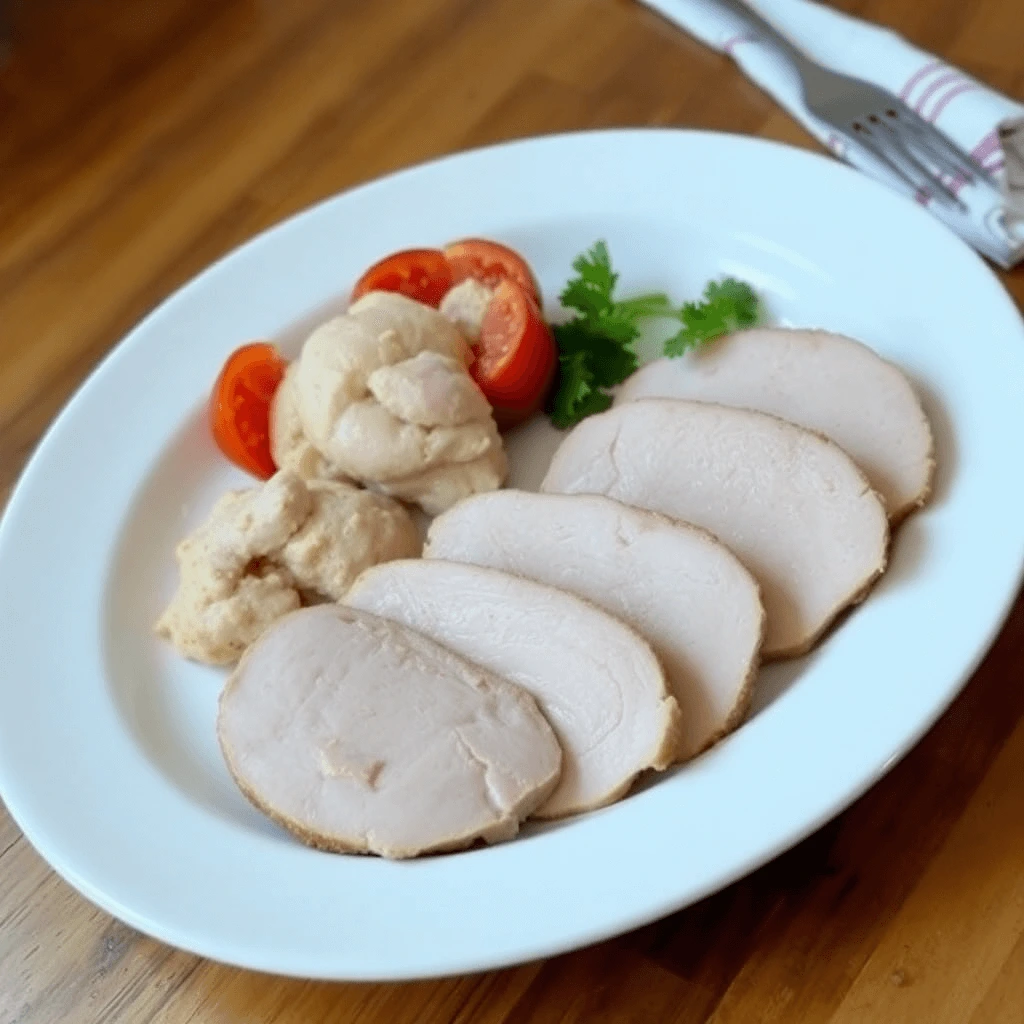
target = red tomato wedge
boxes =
[444,238,540,302]
[351,248,453,307]
[210,343,287,479]
[472,280,557,429]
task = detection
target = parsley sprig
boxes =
[663,278,760,357]
[548,241,759,429]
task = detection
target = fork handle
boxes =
[701,0,815,76]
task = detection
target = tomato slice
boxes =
[210,343,287,479]
[444,238,540,302]
[351,248,453,307]
[472,280,557,429]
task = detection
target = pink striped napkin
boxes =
[641,0,1024,267]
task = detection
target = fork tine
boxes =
[903,129,974,183]
[895,121,971,182]
[887,106,999,187]
[850,122,965,209]
[845,129,933,196]
[863,117,965,205]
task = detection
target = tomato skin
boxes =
[210,343,287,479]
[444,238,540,302]
[472,280,556,429]
[351,248,453,307]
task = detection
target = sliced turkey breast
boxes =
[541,399,889,659]
[218,604,562,858]
[344,560,682,818]
[616,328,934,521]
[424,491,764,760]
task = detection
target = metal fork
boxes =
[707,0,1001,209]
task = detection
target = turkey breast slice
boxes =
[218,604,562,859]
[541,399,889,659]
[615,328,934,521]
[424,490,765,761]
[344,559,683,818]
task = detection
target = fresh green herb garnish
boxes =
[548,241,669,429]
[663,278,760,358]
[548,240,760,428]
[548,349,614,428]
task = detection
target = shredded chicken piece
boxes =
[367,351,492,428]
[377,446,508,517]
[155,471,421,665]
[269,363,351,482]
[289,291,507,512]
[439,278,494,343]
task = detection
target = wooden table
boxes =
[2,1,1023,1020]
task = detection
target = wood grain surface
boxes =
[2,0,1023,1021]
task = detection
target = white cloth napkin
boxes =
[641,0,1024,267]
